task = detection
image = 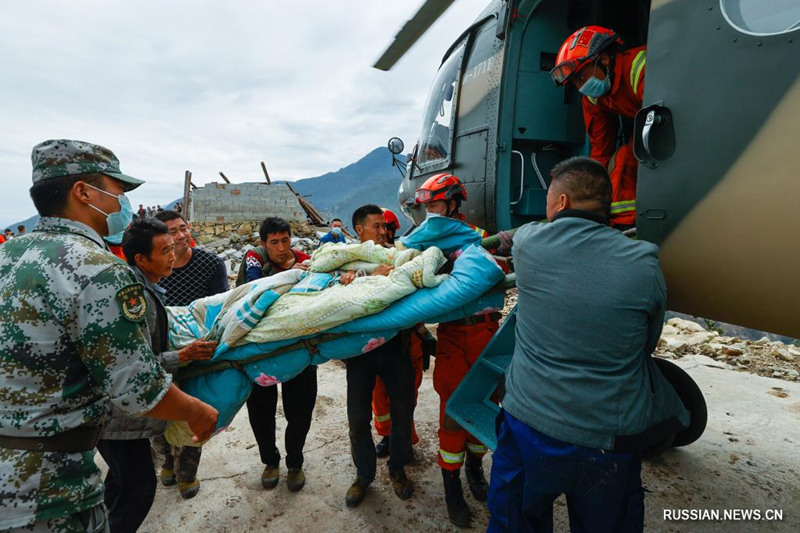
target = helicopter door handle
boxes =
[642,110,664,155]
[510,150,525,206]
[634,104,675,166]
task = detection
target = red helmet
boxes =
[414,172,467,205]
[381,207,400,233]
[550,26,622,86]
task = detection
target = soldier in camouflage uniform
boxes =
[0,139,218,532]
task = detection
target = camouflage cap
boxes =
[31,139,145,191]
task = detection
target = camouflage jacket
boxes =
[0,217,172,529]
[100,266,180,441]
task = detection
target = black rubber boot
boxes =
[441,468,472,528]
[375,436,390,458]
[464,453,489,502]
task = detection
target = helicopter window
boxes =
[721,0,800,35]
[417,42,465,167]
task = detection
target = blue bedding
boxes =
[172,218,506,442]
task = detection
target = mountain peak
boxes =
[287,147,406,227]
[2,147,406,233]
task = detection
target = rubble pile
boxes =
[504,289,517,309]
[500,294,798,383]
[656,317,800,382]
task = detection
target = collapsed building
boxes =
[181,174,329,276]
[188,182,308,224]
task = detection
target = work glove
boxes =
[496,230,514,255]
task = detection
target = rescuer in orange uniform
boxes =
[416,173,499,528]
[550,25,646,230]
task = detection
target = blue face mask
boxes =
[331,226,343,236]
[85,183,134,238]
[579,75,612,98]
[104,232,123,245]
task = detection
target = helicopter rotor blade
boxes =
[372,0,457,71]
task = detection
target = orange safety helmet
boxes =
[550,26,622,86]
[381,207,400,233]
[414,172,467,205]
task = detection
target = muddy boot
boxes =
[464,453,489,502]
[441,468,472,528]
[389,467,414,500]
[179,479,200,500]
[375,436,390,458]
[159,467,176,487]
[261,465,279,490]
[345,476,370,508]
[286,467,306,492]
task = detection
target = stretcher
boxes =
[164,216,507,446]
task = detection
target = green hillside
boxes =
[287,147,408,231]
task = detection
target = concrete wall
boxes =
[189,182,306,223]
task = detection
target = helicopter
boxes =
[376,0,800,341]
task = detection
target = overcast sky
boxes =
[0,0,488,227]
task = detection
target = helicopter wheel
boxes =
[654,358,708,447]
[642,358,708,459]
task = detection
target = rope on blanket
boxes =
[175,331,351,382]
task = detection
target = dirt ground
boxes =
[113,346,800,533]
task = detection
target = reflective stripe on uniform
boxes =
[471,225,488,238]
[629,50,647,95]
[439,448,466,465]
[466,442,488,455]
[586,95,598,106]
[610,200,636,214]
[375,412,391,423]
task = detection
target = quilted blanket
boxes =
[164,217,506,445]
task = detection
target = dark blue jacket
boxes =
[319,231,346,245]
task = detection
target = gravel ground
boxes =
[108,290,800,532]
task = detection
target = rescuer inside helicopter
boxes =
[550,25,646,231]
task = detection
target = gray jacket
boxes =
[100,266,180,440]
[503,211,690,450]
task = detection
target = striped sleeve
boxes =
[629,50,647,98]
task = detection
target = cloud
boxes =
[0,0,488,225]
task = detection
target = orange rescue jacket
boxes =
[582,46,646,226]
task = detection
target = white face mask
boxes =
[425,211,443,220]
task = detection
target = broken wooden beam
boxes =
[285,182,326,225]
[260,161,272,184]
[183,171,193,220]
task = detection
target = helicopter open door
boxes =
[635,0,800,338]
[494,0,652,232]
[495,0,587,231]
